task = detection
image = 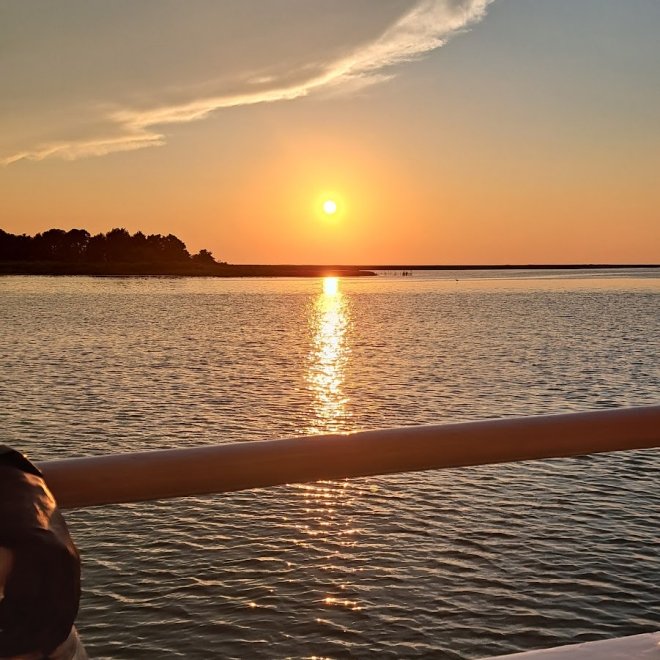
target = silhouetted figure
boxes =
[0,447,86,659]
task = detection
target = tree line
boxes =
[0,228,222,265]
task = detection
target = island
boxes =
[0,228,375,277]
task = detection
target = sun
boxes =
[322,199,338,215]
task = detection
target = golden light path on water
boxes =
[295,276,363,613]
[307,276,350,433]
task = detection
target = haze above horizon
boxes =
[1,1,659,264]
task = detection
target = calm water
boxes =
[1,269,658,659]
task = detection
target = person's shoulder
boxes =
[0,446,42,476]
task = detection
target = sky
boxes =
[1,0,659,264]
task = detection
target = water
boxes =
[1,269,658,659]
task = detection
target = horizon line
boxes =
[232,263,660,270]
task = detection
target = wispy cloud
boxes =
[3,0,493,165]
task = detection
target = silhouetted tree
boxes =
[32,229,69,261]
[158,234,189,262]
[192,249,216,265]
[64,229,90,261]
[0,230,31,260]
[104,228,133,262]
[85,233,107,262]
[129,231,148,262]
[0,227,219,267]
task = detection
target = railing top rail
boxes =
[38,405,660,509]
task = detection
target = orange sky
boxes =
[1,1,659,264]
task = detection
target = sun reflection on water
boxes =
[306,276,350,434]
[290,277,365,614]
[322,276,339,296]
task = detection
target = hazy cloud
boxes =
[2,0,493,165]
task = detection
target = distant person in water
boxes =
[0,446,87,660]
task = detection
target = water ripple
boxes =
[0,273,658,658]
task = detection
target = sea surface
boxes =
[1,269,658,659]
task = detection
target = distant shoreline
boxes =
[0,261,657,278]
[0,261,376,277]
[354,264,659,271]
[249,264,660,271]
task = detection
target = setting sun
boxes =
[322,200,337,215]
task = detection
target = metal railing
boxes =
[38,405,660,509]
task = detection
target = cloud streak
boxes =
[3,0,493,165]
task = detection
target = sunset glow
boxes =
[1,2,658,264]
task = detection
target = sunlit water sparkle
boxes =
[0,269,658,659]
